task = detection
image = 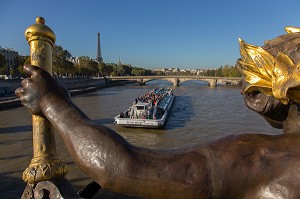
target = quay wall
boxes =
[57,77,106,90]
[0,79,20,96]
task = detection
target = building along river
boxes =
[0,80,282,198]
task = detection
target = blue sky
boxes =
[1,0,300,69]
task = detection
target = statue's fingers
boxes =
[15,88,29,107]
[20,95,30,108]
[15,87,25,98]
[23,64,41,77]
[21,78,31,87]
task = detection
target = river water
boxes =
[0,80,282,198]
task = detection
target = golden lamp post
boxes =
[21,16,90,199]
[22,17,67,184]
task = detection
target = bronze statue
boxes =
[16,27,300,199]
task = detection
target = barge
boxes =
[114,88,174,128]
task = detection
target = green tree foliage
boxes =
[121,64,132,75]
[0,53,6,74]
[61,60,76,77]
[152,70,166,76]
[131,67,152,76]
[98,62,106,76]
[76,56,98,76]
[228,65,242,77]
[177,70,193,76]
[98,62,114,76]
[106,63,133,76]
[16,55,30,76]
[199,65,241,77]
[113,64,125,76]
[131,68,143,76]
[52,45,73,77]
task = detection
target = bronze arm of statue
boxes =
[15,64,300,199]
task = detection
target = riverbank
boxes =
[0,80,133,110]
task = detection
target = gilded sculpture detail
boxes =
[238,27,300,105]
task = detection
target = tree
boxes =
[16,55,30,77]
[131,67,148,76]
[98,62,105,76]
[199,65,242,77]
[105,63,118,76]
[113,64,125,76]
[228,66,242,77]
[153,70,166,76]
[52,45,72,77]
[121,64,132,76]
[98,62,114,76]
[221,65,230,77]
[215,66,222,77]
[0,53,6,75]
[60,60,75,77]
[76,56,98,77]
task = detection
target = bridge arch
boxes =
[142,78,177,86]
[179,79,210,86]
[159,78,179,86]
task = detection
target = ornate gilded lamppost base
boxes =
[22,156,67,184]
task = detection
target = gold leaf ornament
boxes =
[238,38,273,96]
[272,52,300,104]
[238,37,300,105]
[284,26,300,34]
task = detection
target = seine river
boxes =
[0,80,282,198]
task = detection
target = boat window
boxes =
[136,106,145,110]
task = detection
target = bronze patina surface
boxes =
[16,24,300,198]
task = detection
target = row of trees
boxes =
[43,45,154,77]
[0,45,138,77]
[0,54,6,74]
[41,45,155,77]
[0,45,242,78]
[198,65,242,77]
[0,53,31,76]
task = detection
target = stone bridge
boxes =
[108,76,242,87]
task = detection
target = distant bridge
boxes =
[108,76,242,87]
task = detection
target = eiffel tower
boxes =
[96,31,103,62]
